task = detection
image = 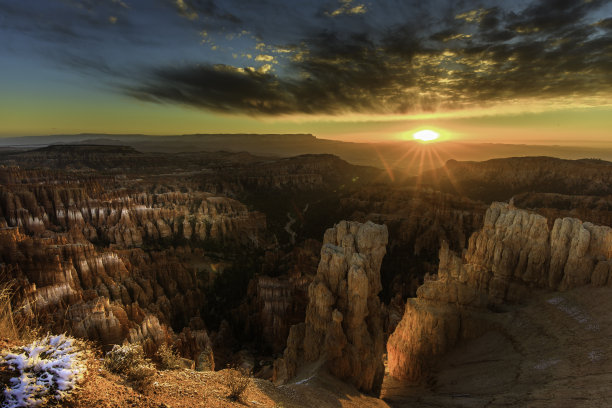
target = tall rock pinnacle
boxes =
[275,220,388,393]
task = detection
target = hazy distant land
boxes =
[2,133,612,175]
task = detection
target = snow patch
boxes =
[1,334,87,408]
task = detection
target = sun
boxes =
[413,129,440,142]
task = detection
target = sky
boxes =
[0,0,611,144]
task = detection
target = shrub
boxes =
[0,334,88,408]
[223,366,251,402]
[103,343,155,390]
[154,344,182,371]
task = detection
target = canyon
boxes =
[2,144,612,407]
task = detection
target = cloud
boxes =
[455,8,490,24]
[174,0,198,20]
[126,29,436,115]
[127,0,612,117]
[595,17,612,30]
[170,0,242,23]
[127,64,295,114]
[506,0,605,34]
[255,54,276,62]
[325,0,367,17]
[3,0,610,118]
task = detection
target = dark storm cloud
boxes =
[127,0,612,115]
[170,0,242,23]
[129,65,294,114]
[128,28,433,115]
[2,0,611,115]
[0,0,129,37]
[506,0,605,34]
[596,17,612,30]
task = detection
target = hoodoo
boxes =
[275,220,388,393]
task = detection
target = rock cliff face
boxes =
[244,273,312,354]
[387,202,612,381]
[275,221,388,393]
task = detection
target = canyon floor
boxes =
[71,365,388,408]
[382,286,612,408]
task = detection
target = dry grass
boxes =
[0,282,19,341]
[0,277,40,343]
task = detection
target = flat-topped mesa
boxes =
[387,202,612,381]
[274,220,388,394]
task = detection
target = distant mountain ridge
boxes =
[2,133,612,175]
[421,156,612,202]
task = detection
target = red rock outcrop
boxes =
[274,221,388,393]
[387,202,612,381]
[245,273,312,353]
[340,186,486,300]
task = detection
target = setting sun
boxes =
[413,129,440,142]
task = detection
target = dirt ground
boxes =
[9,286,612,407]
[70,363,388,408]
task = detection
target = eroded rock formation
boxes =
[0,166,266,361]
[387,202,612,381]
[0,185,265,247]
[275,220,388,393]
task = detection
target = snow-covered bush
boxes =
[1,334,87,408]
